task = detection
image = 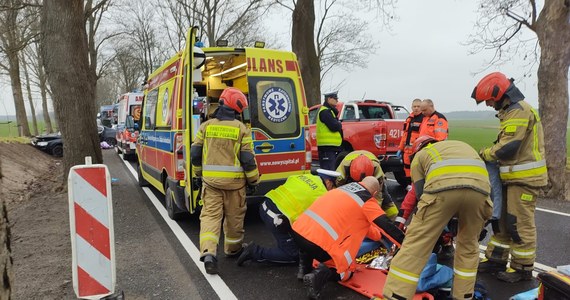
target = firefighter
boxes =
[292,176,405,299]
[418,99,448,141]
[316,91,343,170]
[383,137,492,300]
[471,72,548,283]
[397,98,424,183]
[190,87,259,275]
[236,169,340,275]
[335,150,399,220]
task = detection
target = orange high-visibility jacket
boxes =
[398,113,425,152]
[419,111,448,141]
[292,182,393,275]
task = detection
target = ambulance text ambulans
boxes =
[115,92,143,160]
[137,27,312,219]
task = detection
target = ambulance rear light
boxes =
[174,133,185,176]
[304,128,312,168]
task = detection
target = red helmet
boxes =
[220,87,248,113]
[349,155,375,182]
[412,135,438,155]
[471,72,512,103]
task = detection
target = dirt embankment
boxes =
[0,142,72,298]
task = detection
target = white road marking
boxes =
[123,160,238,300]
[536,207,570,217]
[478,245,555,277]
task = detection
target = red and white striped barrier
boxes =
[68,157,115,299]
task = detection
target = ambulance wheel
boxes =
[394,170,410,187]
[165,184,184,220]
[137,163,149,187]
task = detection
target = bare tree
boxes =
[28,39,54,133]
[160,0,274,50]
[0,0,38,137]
[41,0,102,179]
[468,0,570,200]
[20,52,38,136]
[281,0,393,106]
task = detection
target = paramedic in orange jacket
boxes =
[397,98,424,180]
[292,176,405,299]
[418,99,448,141]
[190,87,259,275]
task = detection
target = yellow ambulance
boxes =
[137,27,312,219]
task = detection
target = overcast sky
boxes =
[1,0,566,116]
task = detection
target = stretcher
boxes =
[339,264,434,300]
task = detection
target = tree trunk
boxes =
[41,0,102,181]
[535,0,570,200]
[7,50,31,137]
[21,54,38,136]
[292,0,321,107]
[36,42,53,134]
[0,161,12,298]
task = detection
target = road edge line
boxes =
[123,160,238,300]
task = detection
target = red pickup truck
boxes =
[308,99,410,186]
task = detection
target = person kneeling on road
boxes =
[236,169,339,271]
[383,137,492,300]
[292,176,405,299]
[335,150,399,220]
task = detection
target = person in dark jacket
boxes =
[316,92,343,170]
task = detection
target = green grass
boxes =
[0,120,56,137]
[448,119,570,158]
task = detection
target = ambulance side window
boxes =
[144,89,158,129]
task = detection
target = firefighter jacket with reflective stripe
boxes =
[411,140,490,195]
[191,118,259,190]
[419,111,448,141]
[483,100,548,187]
[399,113,425,150]
[292,182,386,274]
[266,174,327,223]
[316,106,342,147]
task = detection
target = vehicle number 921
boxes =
[389,129,402,139]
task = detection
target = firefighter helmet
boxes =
[412,135,438,156]
[220,87,248,113]
[471,72,512,103]
[349,155,375,182]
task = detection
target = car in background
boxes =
[31,133,63,157]
[31,126,118,157]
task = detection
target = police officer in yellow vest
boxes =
[317,91,343,170]
[335,150,399,220]
[236,170,340,276]
[472,72,548,283]
[190,87,259,275]
[383,137,492,300]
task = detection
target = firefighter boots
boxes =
[477,258,506,273]
[496,268,533,283]
[303,264,335,299]
[203,255,218,275]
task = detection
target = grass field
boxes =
[448,119,570,158]
[0,120,56,137]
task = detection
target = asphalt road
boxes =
[108,150,570,299]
